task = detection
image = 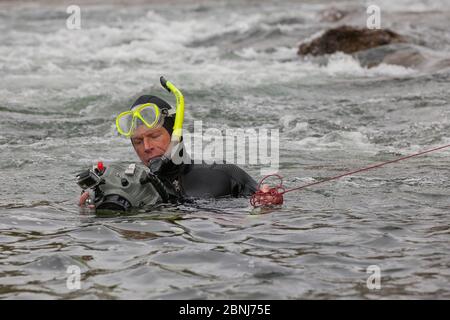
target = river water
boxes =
[1,0,449,299]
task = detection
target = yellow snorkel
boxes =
[141,76,186,173]
[159,76,184,142]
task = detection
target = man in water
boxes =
[79,95,257,206]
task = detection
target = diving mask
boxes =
[115,103,169,138]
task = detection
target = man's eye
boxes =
[133,139,143,144]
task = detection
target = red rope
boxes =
[250,143,450,208]
[250,174,285,207]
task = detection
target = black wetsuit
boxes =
[157,161,258,200]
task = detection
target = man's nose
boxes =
[143,138,155,153]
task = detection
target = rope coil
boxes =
[250,174,285,208]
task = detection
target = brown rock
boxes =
[298,25,408,56]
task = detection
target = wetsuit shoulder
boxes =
[179,163,257,198]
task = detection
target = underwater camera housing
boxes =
[76,163,172,212]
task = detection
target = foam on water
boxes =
[373,0,450,13]
[0,4,422,112]
[322,53,416,77]
[293,131,376,152]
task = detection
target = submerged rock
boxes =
[355,43,450,72]
[355,44,427,68]
[298,25,408,56]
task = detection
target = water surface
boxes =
[1,0,449,299]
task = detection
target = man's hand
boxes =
[78,191,95,208]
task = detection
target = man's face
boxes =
[131,125,171,165]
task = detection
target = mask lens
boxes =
[139,105,159,128]
[117,113,134,135]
